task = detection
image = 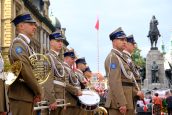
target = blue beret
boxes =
[11,13,36,26]
[109,27,126,41]
[76,57,87,64]
[83,67,92,73]
[49,32,64,41]
[127,35,136,44]
[64,51,75,58]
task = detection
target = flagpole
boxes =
[97,29,99,73]
[95,17,99,73]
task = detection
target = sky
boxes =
[49,0,172,75]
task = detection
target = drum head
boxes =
[78,90,100,105]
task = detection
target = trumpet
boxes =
[34,100,70,110]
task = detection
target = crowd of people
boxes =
[0,12,157,115]
[136,90,172,115]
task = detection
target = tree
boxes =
[132,46,146,68]
[132,46,146,82]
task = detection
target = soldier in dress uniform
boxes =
[123,35,143,114]
[75,57,88,89]
[42,31,66,115]
[75,59,94,115]
[83,66,92,81]
[9,13,42,115]
[0,52,6,115]
[62,51,85,115]
[104,27,143,115]
[123,35,141,88]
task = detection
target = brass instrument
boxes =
[95,106,108,115]
[5,60,22,85]
[34,100,70,110]
[29,53,51,84]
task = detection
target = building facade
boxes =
[0,0,68,66]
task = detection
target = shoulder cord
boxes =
[126,55,140,77]
[47,53,65,78]
[112,53,133,79]
[9,37,33,63]
[64,65,79,86]
[114,53,140,90]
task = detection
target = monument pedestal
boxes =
[143,49,168,90]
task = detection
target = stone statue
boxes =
[151,61,159,83]
[147,15,161,49]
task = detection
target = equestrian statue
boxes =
[147,15,161,49]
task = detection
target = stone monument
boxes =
[151,61,159,83]
[144,16,168,90]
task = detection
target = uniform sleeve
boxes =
[65,83,80,96]
[10,43,41,96]
[65,73,81,96]
[133,84,139,97]
[105,54,127,107]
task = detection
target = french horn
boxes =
[5,60,22,85]
[29,53,51,84]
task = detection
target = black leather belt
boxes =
[122,82,134,86]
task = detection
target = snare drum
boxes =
[78,90,100,111]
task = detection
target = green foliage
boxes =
[131,46,146,68]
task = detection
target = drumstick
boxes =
[81,93,94,96]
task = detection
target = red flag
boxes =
[95,18,99,30]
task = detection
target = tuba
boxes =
[29,53,51,84]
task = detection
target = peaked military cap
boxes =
[49,32,64,41]
[64,51,75,58]
[11,13,36,26]
[76,57,87,65]
[83,67,92,73]
[109,27,126,41]
[127,35,136,44]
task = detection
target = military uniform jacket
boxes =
[63,62,81,107]
[104,49,134,109]
[75,69,88,89]
[8,34,41,102]
[42,50,64,104]
[123,50,141,98]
